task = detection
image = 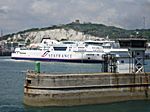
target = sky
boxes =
[0,0,150,35]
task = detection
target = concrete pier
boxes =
[24,71,150,106]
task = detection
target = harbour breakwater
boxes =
[24,71,150,106]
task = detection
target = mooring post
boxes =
[102,54,108,72]
[35,61,40,73]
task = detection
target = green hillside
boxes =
[2,22,150,40]
[62,23,150,40]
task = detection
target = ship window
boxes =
[86,54,94,56]
[85,42,102,46]
[20,48,27,50]
[121,60,124,63]
[137,52,140,55]
[53,47,67,51]
[78,47,84,48]
[78,47,85,51]
[63,42,75,44]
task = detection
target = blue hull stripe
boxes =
[11,57,103,63]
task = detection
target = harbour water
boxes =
[0,56,150,112]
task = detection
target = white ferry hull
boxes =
[11,50,104,63]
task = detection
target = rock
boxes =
[9,28,99,44]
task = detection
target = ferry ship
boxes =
[11,37,148,73]
[11,38,132,65]
[11,39,106,63]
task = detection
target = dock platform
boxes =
[24,71,150,106]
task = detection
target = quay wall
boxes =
[24,72,150,106]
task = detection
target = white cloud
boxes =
[31,0,55,15]
[0,6,9,14]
